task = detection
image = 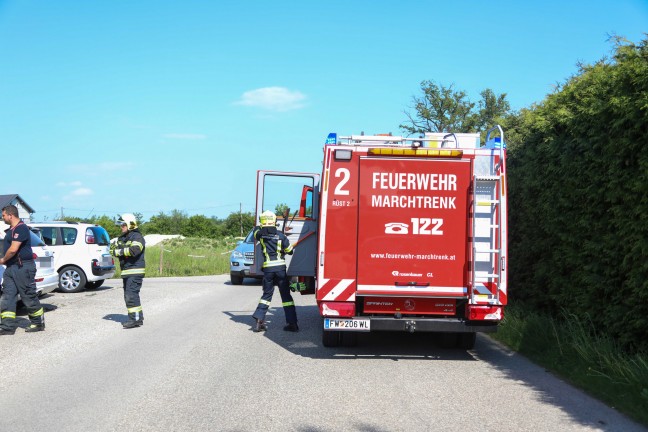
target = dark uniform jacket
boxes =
[253,226,293,270]
[2,222,33,266]
[114,229,146,277]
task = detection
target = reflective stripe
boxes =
[262,258,286,268]
[260,240,270,264]
[259,299,271,306]
[282,301,294,307]
[121,268,145,275]
[284,244,293,254]
[128,306,143,313]
[29,308,44,317]
[1,311,16,319]
[124,241,144,258]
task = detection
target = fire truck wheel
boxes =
[340,332,358,347]
[438,332,458,349]
[322,330,341,347]
[457,333,476,350]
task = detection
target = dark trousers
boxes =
[252,267,297,324]
[123,275,144,322]
[0,261,44,330]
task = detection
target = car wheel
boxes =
[230,273,243,285]
[438,332,458,349]
[457,332,476,350]
[322,330,341,347]
[85,280,105,289]
[58,266,87,293]
[340,331,358,347]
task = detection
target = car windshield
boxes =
[244,229,254,243]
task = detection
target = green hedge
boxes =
[505,37,648,353]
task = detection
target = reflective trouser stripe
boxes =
[121,268,145,276]
[29,308,44,317]
[282,301,294,307]
[128,306,143,313]
[259,299,271,306]
[1,311,16,319]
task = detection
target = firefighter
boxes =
[252,210,298,332]
[111,213,146,329]
[0,205,45,335]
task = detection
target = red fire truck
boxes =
[253,126,507,348]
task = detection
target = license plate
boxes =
[324,318,371,331]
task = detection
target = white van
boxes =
[29,222,116,293]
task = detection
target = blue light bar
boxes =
[325,133,337,145]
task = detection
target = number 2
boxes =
[334,168,350,196]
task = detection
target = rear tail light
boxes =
[85,228,96,244]
[32,253,38,259]
[319,301,356,317]
[35,277,44,282]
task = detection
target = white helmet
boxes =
[116,213,138,230]
[259,210,277,227]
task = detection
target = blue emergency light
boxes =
[325,133,337,145]
[485,137,506,149]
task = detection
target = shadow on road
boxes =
[223,278,262,287]
[224,304,477,362]
[473,335,646,431]
[102,313,129,325]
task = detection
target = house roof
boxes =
[0,194,35,213]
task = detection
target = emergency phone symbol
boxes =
[385,222,408,234]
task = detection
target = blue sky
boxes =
[1,1,646,221]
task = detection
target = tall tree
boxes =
[400,80,511,135]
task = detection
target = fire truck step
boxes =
[475,175,500,181]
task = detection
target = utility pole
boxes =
[60,207,64,220]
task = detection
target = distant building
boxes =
[0,194,35,223]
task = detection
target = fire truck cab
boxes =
[253,126,507,349]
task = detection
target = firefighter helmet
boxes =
[259,210,277,227]
[116,213,138,230]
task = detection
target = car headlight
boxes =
[231,250,244,259]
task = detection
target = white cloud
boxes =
[62,187,94,202]
[235,87,307,112]
[162,133,207,140]
[71,187,93,196]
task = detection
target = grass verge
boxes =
[113,236,235,278]
[490,302,648,427]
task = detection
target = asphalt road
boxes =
[0,275,644,432]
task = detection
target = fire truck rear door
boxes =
[357,158,471,298]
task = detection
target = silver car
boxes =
[0,228,58,297]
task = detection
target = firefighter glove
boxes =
[290,282,307,293]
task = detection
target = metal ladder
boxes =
[470,126,505,304]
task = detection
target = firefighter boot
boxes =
[283,323,299,332]
[253,319,267,333]
[123,320,143,329]
[25,323,45,332]
[0,328,16,336]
